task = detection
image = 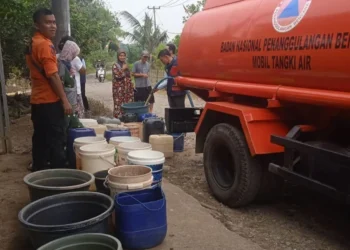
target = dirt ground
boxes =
[1,76,350,250]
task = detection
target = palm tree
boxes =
[120,11,168,59]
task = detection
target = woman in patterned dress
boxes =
[112,49,134,118]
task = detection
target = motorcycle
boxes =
[98,66,105,83]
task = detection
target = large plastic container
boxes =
[85,124,107,137]
[38,233,123,250]
[115,187,167,249]
[109,136,141,147]
[121,102,149,116]
[117,142,152,165]
[79,119,98,127]
[127,150,165,186]
[79,144,116,174]
[106,124,128,130]
[67,128,96,169]
[97,116,121,125]
[74,136,107,170]
[124,122,142,138]
[104,129,131,143]
[23,169,95,202]
[150,135,174,158]
[106,165,153,199]
[18,192,114,249]
[143,118,165,143]
[171,133,185,152]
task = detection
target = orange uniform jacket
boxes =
[26,32,60,104]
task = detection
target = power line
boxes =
[161,0,181,7]
[134,7,148,18]
[163,0,193,8]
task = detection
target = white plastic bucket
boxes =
[79,144,116,174]
[85,124,107,137]
[127,150,165,186]
[117,142,152,165]
[109,136,141,147]
[73,137,107,170]
[105,165,154,199]
[79,119,98,127]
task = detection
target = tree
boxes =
[120,11,168,58]
[0,0,122,79]
[152,43,167,69]
[171,35,181,49]
[183,0,206,23]
[0,0,49,78]
[70,0,123,55]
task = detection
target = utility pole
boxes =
[51,0,71,50]
[147,6,161,31]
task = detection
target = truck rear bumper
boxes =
[269,125,350,203]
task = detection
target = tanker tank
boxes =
[177,0,350,96]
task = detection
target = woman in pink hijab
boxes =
[59,41,85,118]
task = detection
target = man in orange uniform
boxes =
[26,8,72,171]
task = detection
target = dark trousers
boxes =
[168,95,186,108]
[81,80,89,110]
[31,101,66,171]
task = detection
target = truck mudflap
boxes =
[269,125,350,203]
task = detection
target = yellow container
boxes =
[149,134,174,158]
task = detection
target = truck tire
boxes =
[203,123,262,208]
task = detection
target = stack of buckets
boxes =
[105,151,167,249]
[70,118,168,249]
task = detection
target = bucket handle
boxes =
[173,133,185,141]
[99,156,116,167]
[117,189,166,212]
[104,176,109,189]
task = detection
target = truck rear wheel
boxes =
[203,123,262,208]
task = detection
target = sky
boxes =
[104,0,199,43]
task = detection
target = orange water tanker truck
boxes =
[165,0,350,207]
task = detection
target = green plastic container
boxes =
[37,233,123,250]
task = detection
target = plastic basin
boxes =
[121,102,149,116]
[37,233,123,250]
[18,192,114,248]
[24,169,95,202]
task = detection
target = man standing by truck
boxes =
[132,51,155,113]
[158,49,186,108]
[26,8,72,171]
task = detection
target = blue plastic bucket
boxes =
[127,150,165,187]
[67,128,96,168]
[115,187,167,249]
[171,133,185,152]
[104,129,131,142]
[138,113,157,122]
